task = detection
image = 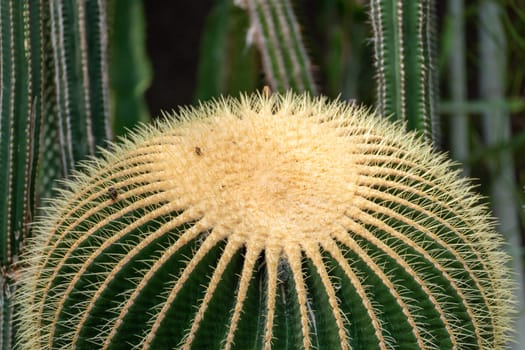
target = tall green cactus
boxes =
[16,92,514,349]
[1,0,112,347]
[370,0,438,143]
[1,2,35,347]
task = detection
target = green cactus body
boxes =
[16,93,513,349]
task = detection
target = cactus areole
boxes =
[17,93,514,349]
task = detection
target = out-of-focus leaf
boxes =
[194,0,258,101]
[108,0,152,136]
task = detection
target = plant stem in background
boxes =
[108,0,151,137]
[194,0,258,101]
[235,0,317,94]
[479,1,524,347]
[370,0,439,143]
[447,0,470,176]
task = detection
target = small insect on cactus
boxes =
[16,92,514,349]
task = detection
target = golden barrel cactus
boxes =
[16,93,514,349]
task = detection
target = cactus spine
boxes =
[16,93,514,349]
[370,0,438,143]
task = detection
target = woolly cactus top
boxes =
[17,93,514,349]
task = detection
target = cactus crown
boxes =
[16,92,514,349]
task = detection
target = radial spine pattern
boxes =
[16,93,514,349]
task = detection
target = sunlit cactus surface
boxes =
[16,93,514,350]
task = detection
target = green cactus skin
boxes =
[370,0,438,143]
[16,93,514,349]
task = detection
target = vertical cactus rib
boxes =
[108,0,151,135]
[281,1,316,93]
[49,0,74,172]
[263,248,279,349]
[85,0,111,144]
[421,0,438,142]
[369,0,386,116]
[303,246,349,349]
[223,245,260,350]
[48,0,111,176]
[32,0,112,203]
[0,0,15,267]
[285,246,311,350]
[75,0,94,154]
[236,0,317,94]
[36,0,64,196]
[240,0,288,92]
[370,0,438,142]
[16,93,514,349]
[1,0,38,347]
[27,0,43,225]
[2,0,33,267]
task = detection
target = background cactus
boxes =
[369,0,438,143]
[16,93,514,349]
[234,0,317,95]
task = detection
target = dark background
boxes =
[143,1,214,116]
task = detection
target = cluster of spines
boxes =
[16,94,514,349]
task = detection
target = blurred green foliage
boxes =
[108,0,152,136]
